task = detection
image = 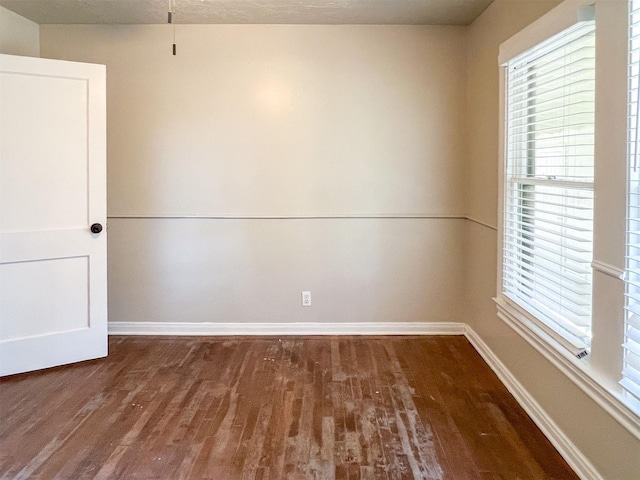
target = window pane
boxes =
[623,0,640,410]
[504,21,595,353]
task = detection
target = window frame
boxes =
[502,19,596,357]
[495,0,640,440]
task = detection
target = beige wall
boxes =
[0,5,39,57]
[107,218,464,325]
[465,1,640,479]
[40,24,468,325]
[42,25,467,217]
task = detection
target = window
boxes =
[496,0,640,442]
[624,0,640,410]
[503,21,596,357]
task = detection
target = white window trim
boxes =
[498,0,595,65]
[496,0,640,440]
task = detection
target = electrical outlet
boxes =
[302,291,311,307]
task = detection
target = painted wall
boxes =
[465,1,640,479]
[0,5,39,57]
[40,25,467,325]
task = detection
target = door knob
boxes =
[90,223,103,234]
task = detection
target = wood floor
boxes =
[0,336,578,480]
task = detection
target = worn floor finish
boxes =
[0,336,578,480]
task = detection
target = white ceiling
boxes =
[0,0,494,26]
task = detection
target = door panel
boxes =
[1,73,89,233]
[0,54,107,376]
[0,257,89,340]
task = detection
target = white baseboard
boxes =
[464,325,603,480]
[108,321,466,336]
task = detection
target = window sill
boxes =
[494,295,640,441]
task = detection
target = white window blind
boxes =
[503,20,596,356]
[624,0,640,409]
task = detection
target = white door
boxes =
[0,54,107,376]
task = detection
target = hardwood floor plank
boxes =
[0,336,579,480]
